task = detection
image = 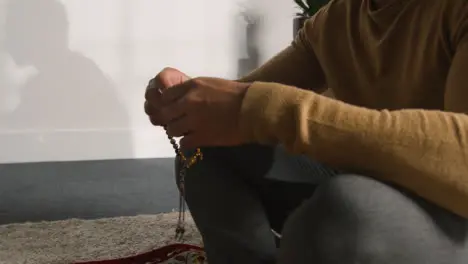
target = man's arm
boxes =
[238,16,327,93]
[237,39,468,219]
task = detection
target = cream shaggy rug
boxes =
[0,212,202,264]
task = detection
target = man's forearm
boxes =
[239,82,468,218]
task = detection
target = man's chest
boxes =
[312,0,452,110]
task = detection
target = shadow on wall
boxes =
[236,7,261,79]
[1,0,132,159]
[2,0,129,131]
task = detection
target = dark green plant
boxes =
[294,0,329,17]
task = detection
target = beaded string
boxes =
[165,131,202,240]
[157,87,203,240]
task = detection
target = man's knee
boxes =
[174,145,275,187]
[278,175,385,262]
[278,174,467,263]
[174,147,222,189]
[173,147,252,209]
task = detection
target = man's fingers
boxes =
[180,133,205,150]
[145,83,163,105]
[144,100,155,115]
[145,100,164,126]
[166,115,193,138]
[161,80,194,105]
[148,115,162,126]
[159,97,187,125]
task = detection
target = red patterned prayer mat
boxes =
[73,244,206,264]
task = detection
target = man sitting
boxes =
[144,0,468,263]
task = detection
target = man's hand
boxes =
[144,67,190,126]
[154,77,251,149]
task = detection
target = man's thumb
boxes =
[160,67,189,88]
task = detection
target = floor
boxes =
[0,158,179,225]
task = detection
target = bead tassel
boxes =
[157,87,202,240]
[164,127,202,241]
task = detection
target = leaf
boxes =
[293,0,309,12]
[294,0,330,17]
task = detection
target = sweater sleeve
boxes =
[237,15,327,93]
[239,81,468,218]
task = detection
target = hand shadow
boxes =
[3,0,132,157]
[4,0,129,130]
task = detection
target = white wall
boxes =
[0,0,294,163]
